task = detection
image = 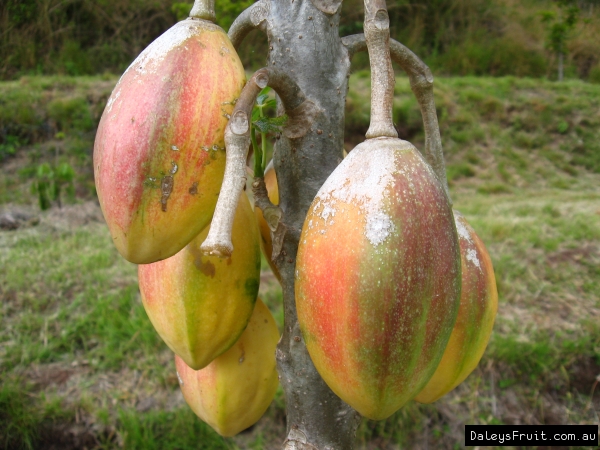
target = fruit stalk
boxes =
[189,0,215,22]
[200,70,266,257]
[364,0,397,139]
[342,35,451,202]
[201,67,310,257]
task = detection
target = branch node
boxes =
[271,221,287,261]
[255,71,270,89]
[230,110,249,135]
[309,0,342,15]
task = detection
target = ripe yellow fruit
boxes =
[414,211,497,403]
[254,164,280,280]
[175,299,280,437]
[139,193,260,370]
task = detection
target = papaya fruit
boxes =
[94,18,246,264]
[295,138,462,420]
[414,210,497,403]
[138,192,261,370]
[254,162,281,281]
[175,298,280,437]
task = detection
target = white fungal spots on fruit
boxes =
[454,216,474,244]
[312,139,407,246]
[319,204,336,221]
[130,21,200,77]
[366,211,395,246]
[466,248,481,269]
[171,145,179,151]
[161,176,174,212]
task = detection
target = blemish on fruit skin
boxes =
[189,182,198,195]
[194,258,216,277]
[160,176,174,211]
[176,371,184,385]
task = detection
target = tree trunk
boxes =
[258,0,362,448]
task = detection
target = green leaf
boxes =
[253,115,288,134]
[256,87,272,106]
[51,182,61,202]
[36,163,53,180]
[37,181,51,210]
[56,163,75,183]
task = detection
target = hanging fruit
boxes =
[294,0,461,420]
[175,298,280,437]
[94,12,245,264]
[138,192,261,370]
[254,162,281,280]
[414,211,497,403]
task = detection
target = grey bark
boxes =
[231,0,362,448]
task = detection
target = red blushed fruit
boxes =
[414,211,498,403]
[175,299,279,437]
[295,137,462,420]
[94,18,245,264]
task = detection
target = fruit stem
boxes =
[389,39,451,203]
[251,126,262,178]
[201,67,310,257]
[342,34,452,204]
[364,0,398,139]
[201,71,265,257]
[189,0,216,22]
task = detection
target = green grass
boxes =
[1,75,600,448]
[116,408,233,450]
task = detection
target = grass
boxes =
[1,75,600,448]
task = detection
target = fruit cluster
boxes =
[94,15,279,437]
[93,0,497,437]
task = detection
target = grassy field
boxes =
[0,74,599,449]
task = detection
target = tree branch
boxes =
[201,67,311,258]
[342,34,452,203]
[228,0,269,49]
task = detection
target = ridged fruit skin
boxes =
[254,164,281,280]
[94,18,246,264]
[414,211,497,403]
[175,298,279,437]
[138,193,261,370]
[295,137,461,420]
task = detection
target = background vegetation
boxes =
[2,0,600,81]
